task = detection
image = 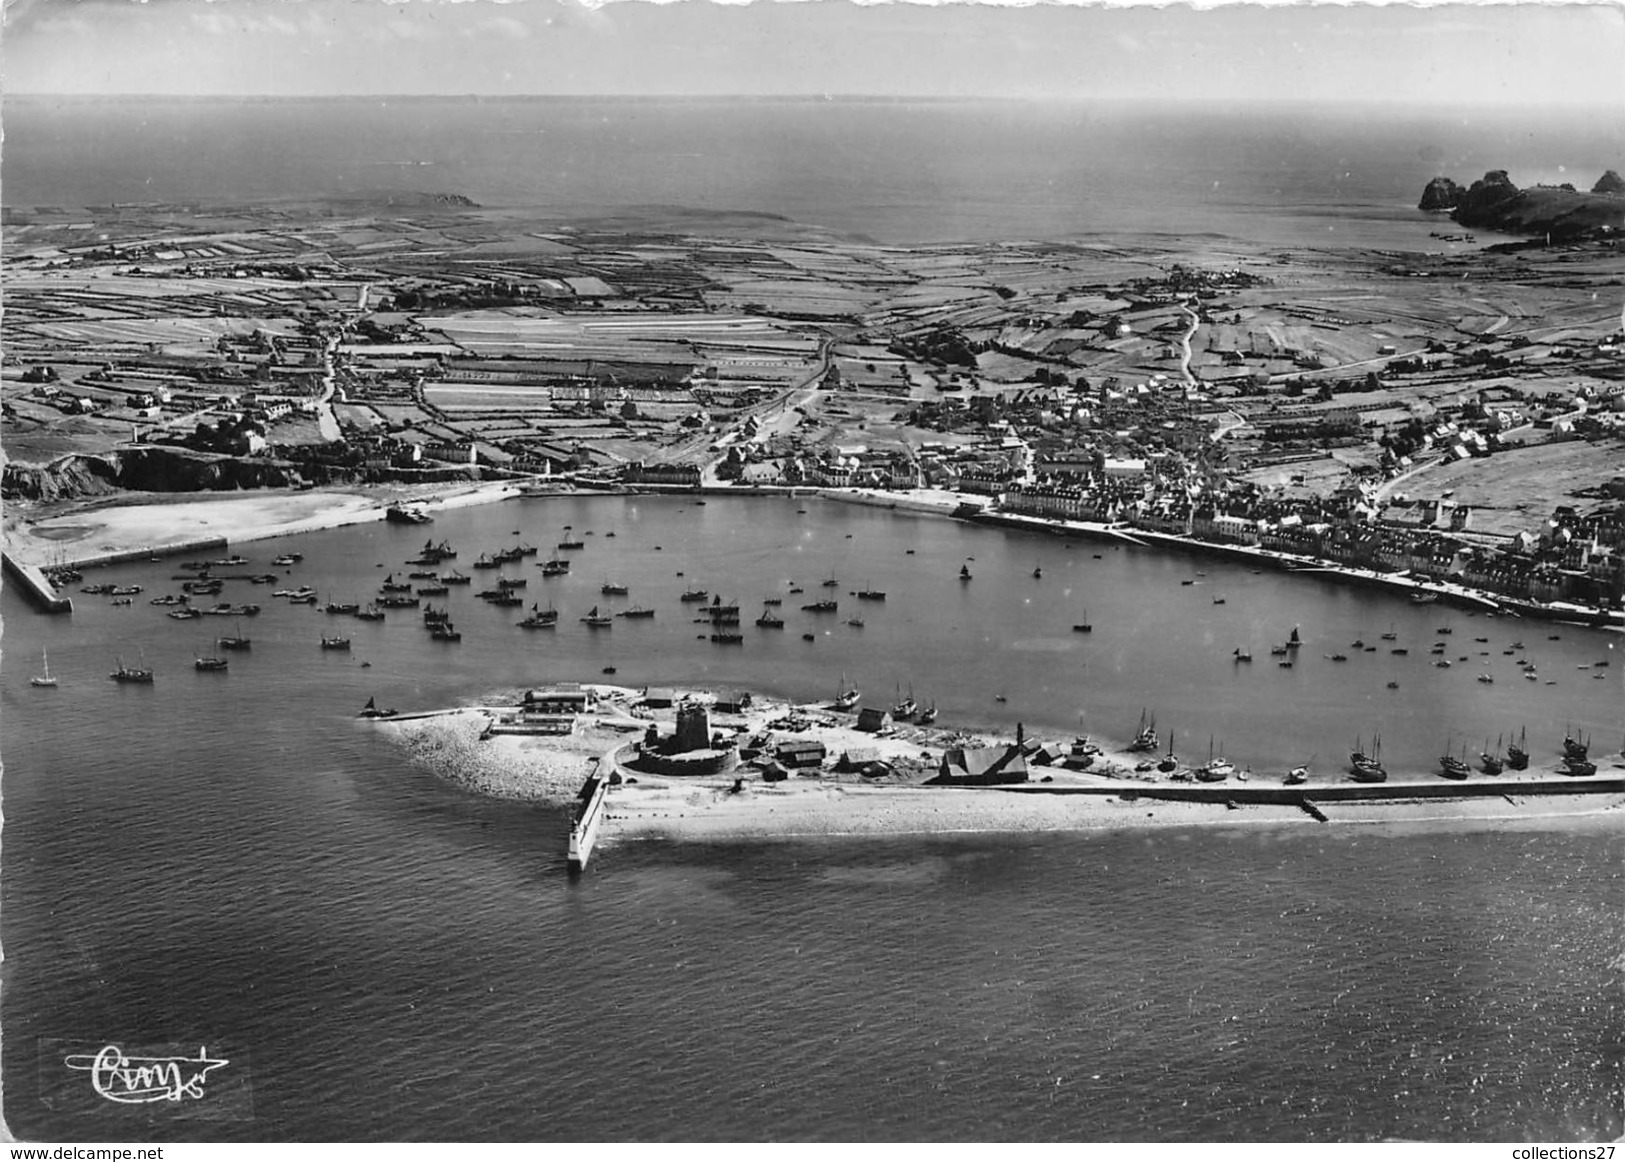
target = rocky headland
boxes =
[1418,168,1625,236]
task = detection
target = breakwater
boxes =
[2,552,73,613]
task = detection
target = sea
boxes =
[3,99,1624,1142]
[2,495,1621,1142]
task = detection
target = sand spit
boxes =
[375,687,1625,848]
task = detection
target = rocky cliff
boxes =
[1418,169,1625,236]
[2,448,310,503]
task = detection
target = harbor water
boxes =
[3,495,1621,1141]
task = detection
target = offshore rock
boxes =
[1417,177,1462,211]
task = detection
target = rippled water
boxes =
[3,496,1621,1140]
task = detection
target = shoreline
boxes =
[5,480,1618,631]
[379,689,1625,852]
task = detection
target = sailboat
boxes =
[892,683,917,720]
[1479,735,1505,776]
[31,648,57,688]
[580,605,612,628]
[833,673,860,711]
[1505,726,1530,770]
[1349,734,1386,782]
[1127,709,1158,753]
[959,563,973,582]
[1073,609,1093,633]
[916,700,938,725]
[1157,730,1178,774]
[1438,738,1471,780]
[1196,736,1234,782]
[110,651,155,683]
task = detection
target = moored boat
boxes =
[320,635,351,650]
[31,648,57,688]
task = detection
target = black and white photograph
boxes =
[2,0,1622,1147]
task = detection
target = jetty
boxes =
[566,754,616,874]
[2,552,73,613]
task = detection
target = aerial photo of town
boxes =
[2,0,1622,1147]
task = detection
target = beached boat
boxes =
[357,697,398,719]
[1562,730,1590,761]
[31,649,57,688]
[1560,756,1597,777]
[892,684,917,720]
[1196,737,1234,782]
[1479,737,1505,776]
[386,504,432,525]
[1438,741,1471,780]
[917,702,938,725]
[1349,735,1386,782]
[1127,709,1158,753]
[833,674,860,711]
[1506,727,1530,770]
[1157,730,1178,774]
[1284,762,1310,786]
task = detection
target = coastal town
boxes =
[5,180,1624,622]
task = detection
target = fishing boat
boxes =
[1032,566,1043,579]
[320,635,351,650]
[429,622,462,642]
[423,604,451,625]
[355,603,386,622]
[892,684,917,720]
[710,632,744,645]
[846,616,865,628]
[518,603,560,629]
[557,539,586,551]
[1380,627,1397,642]
[110,652,155,683]
[380,574,413,593]
[601,581,629,596]
[31,649,57,688]
[916,702,938,725]
[1074,610,1093,633]
[1127,709,1158,753]
[680,586,710,603]
[580,606,612,628]
[386,504,432,525]
[1479,737,1505,776]
[1233,647,1252,662]
[272,554,301,567]
[540,558,571,576]
[194,654,229,672]
[1506,727,1530,770]
[1562,730,1590,761]
[619,605,655,620]
[1286,626,1301,650]
[1438,741,1471,780]
[325,600,360,615]
[1349,735,1386,782]
[833,674,860,711]
[1560,756,1597,777]
[959,563,973,582]
[357,697,398,719]
[1157,731,1178,774]
[417,584,449,597]
[168,607,202,620]
[218,622,252,650]
[857,586,886,601]
[472,553,501,570]
[755,608,785,628]
[802,599,838,613]
[1196,737,1234,782]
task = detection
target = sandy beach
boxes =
[2,479,523,568]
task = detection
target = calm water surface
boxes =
[3,497,1621,1141]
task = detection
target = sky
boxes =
[3,0,1623,106]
